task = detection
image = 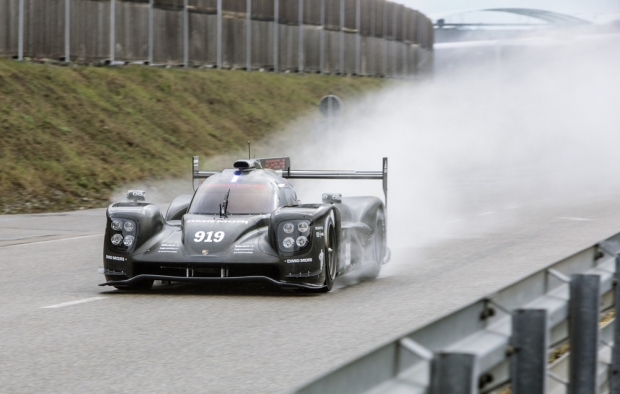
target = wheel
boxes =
[322,216,337,292]
[362,209,386,279]
[105,275,155,291]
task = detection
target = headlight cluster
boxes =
[109,218,136,249]
[278,220,311,253]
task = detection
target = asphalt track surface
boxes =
[2,198,620,393]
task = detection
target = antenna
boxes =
[248,141,251,159]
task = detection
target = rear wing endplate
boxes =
[192,156,388,209]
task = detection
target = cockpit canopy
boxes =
[188,168,298,215]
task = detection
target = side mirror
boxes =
[127,190,146,202]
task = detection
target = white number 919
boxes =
[194,231,225,242]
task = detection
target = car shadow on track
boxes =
[99,281,324,298]
[97,275,382,297]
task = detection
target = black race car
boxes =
[99,156,389,292]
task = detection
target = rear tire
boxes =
[361,209,386,279]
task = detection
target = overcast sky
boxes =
[396,0,620,19]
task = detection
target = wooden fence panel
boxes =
[222,0,245,13]
[222,16,246,68]
[0,0,19,56]
[373,0,383,38]
[189,11,216,65]
[252,0,273,20]
[302,25,320,72]
[279,0,298,25]
[384,1,394,39]
[324,0,339,31]
[153,5,183,64]
[115,1,149,61]
[343,0,355,30]
[250,19,273,69]
[303,0,319,26]
[70,0,110,61]
[23,0,65,59]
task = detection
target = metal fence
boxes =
[0,0,434,76]
[291,232,620,393]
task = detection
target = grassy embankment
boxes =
[0,59,385,214]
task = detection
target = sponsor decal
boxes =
[316,232,324,238]
[315,226,323,230]
[319,249,324,270]
[202,250,209,256]
[231,175,239,183]
[286,258,313,264]
[158,242,179,253]
[187,219,249,224]
[234,244,255,255]
[105,255,126,261]
[194,231,225,242]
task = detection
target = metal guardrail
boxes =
[291,232,620,394]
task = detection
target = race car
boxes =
[99,156,389,292]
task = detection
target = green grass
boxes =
[0,59,385,213]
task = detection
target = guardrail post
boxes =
[569,274,600,394]
[246,0,251,71]
[382,0,387,77]
[319,0,325,74]
[298,0,303,73]
[402,8,406,76]
[65,0,70,62]
[511,309,548,394]
[339,0,344,75]
[183,0,188,67]
[611,256,620,392]
[273,0,279,72]
[18,0,24,60]
[370,0,374,76]
[110,0,115,63]
[148,0,153,65]
[430,353,477,394]
[217,0,222,69]
[355,0,360,75]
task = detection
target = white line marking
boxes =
[504,206,520,210]
[557,217,594,221]
[42,297,107,309]
[477,211,496,216]
[1,234,102,248]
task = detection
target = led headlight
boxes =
[297,222,309,233]
[111,220,122,231]
[282,237,295,249]
[123,221,135,232]
[282,222,294,234]
[296,236,308,248]
[123,235,135,247]
[111,234,123,245]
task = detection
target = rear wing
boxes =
[192,156,388,209]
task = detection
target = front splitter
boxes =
[99,274,327,292]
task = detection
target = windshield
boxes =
[189,182,279,215]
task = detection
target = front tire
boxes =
[322,217,337,292]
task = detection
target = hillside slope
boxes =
[0,60,384,213]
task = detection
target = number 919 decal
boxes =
[194,231,225,242]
